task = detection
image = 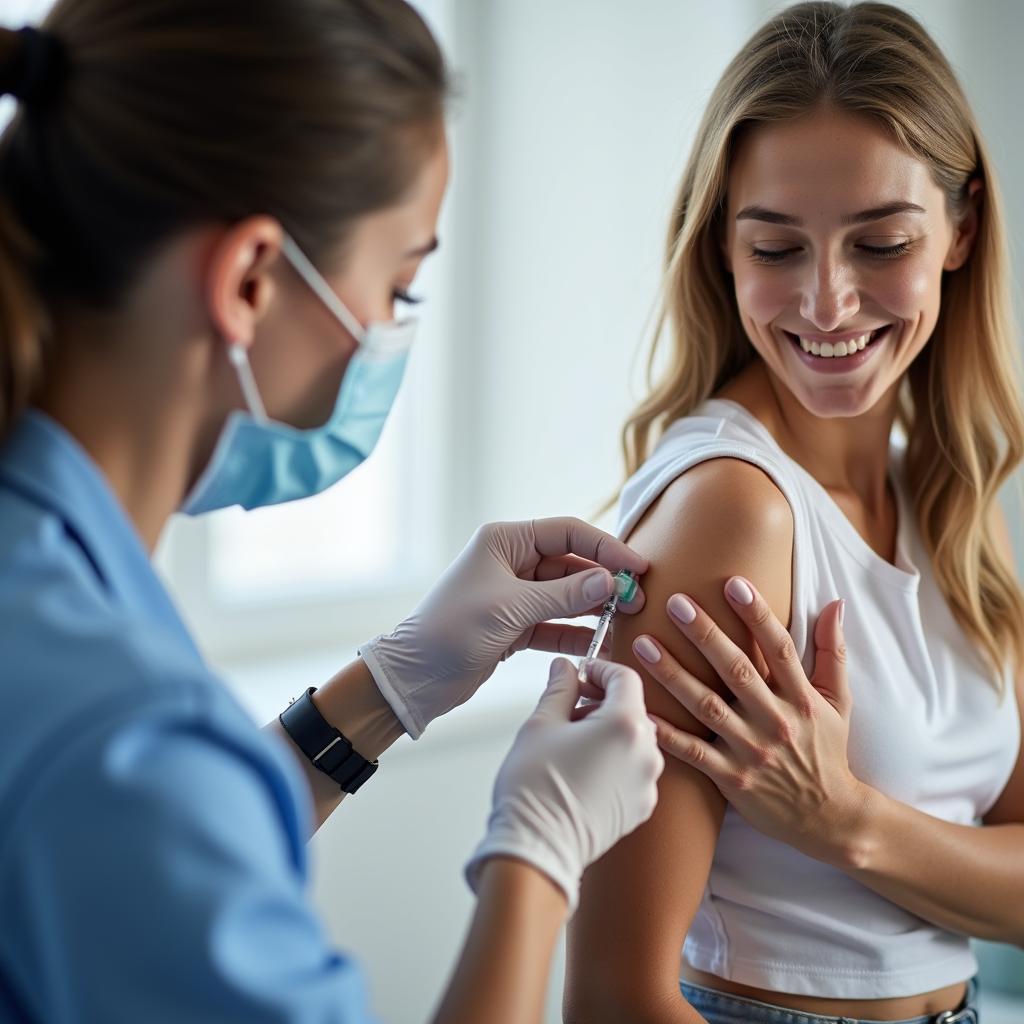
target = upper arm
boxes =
[983,501,1024,826]
[2,696,369,1023]
[564,458,794,1021]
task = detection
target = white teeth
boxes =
[798,330,875,358]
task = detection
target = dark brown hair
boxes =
[0,0,449,436]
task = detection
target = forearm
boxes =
[263,657,406,834]
[430,857,566,1024]
[837,785,1024,945]
[565,774,714,1024]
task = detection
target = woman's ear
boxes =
[205,215,285,351]
[943,178,983,272]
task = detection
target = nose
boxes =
[798,256,860,332]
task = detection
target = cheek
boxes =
[869,258,938,320]
[733,268,791,326]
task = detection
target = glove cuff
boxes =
[358,636,427,741]
[464,826,580,915]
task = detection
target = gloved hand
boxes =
[464,657,663,913]
[359,517,648,738]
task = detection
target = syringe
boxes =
[577,570,639,684]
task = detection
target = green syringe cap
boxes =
[614,570,638,603]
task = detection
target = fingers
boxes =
[581,658,647,716]
[531,657,583,723]
[578,678,606,701]
[570,701,601,722]
[631,634,756,746]
[648,713,732,782]
[721,576,810,702]
[530,516,649,579]
[526,622,608,658]
[534,553,597,582]
[662,592,780,719]
[811,598,851,716]
[534,554,646,614]
[526,565,649,623]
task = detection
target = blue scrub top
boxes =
[0,411,375,1022]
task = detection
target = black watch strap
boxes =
[279,687,378,794]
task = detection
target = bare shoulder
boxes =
[615,456,796,724]
[630,455,795,560]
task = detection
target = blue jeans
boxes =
[679,978,979,1024]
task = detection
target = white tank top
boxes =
[616,398,1020,998]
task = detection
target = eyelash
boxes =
[749,242,913,265]
[392,287,423,305]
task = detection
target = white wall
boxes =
[445,0,767,533]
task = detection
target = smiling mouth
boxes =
[783,325,891,358]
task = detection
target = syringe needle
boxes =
[577,570,639,684]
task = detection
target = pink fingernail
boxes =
[725,576,754,605]
[668,594,696,625]
[633,636,661,663]
[839,599,846,627]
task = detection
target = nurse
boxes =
[0,4,663,1022]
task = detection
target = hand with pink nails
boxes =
[633,576,868,861]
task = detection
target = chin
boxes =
[795,385,882,420]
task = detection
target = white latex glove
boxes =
[359,517,648,738]
[464,657,663,913]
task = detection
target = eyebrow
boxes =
[735,201,926,226]
[405,236,440,258]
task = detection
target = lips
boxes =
[784,325,891,359]
[782,324,892,373]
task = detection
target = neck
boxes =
[36,313,213,553]
[728,361,900,514]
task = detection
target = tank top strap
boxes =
[616,399,813,669]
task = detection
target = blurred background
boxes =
[4,0,1024,1020]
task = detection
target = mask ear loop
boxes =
[280,234,366,343]
[227,343,269,423]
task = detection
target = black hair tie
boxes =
[6,26,65,107]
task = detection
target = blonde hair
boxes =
[615,1,1024,688]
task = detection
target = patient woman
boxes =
[564,3,1024,1023]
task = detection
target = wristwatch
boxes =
[279,687,379,794]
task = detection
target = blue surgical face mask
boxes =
[181,234,418,515]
